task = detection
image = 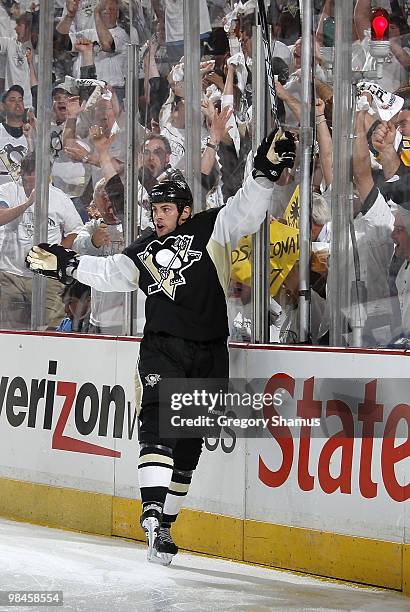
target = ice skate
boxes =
[153,526,178,566]
[140,504,162,563]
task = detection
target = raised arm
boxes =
[354,0,371,42]
[89,125,117,181]
[62,96,84,147]
[371,120,401,179]
[353,109,374,203]
[275,79,301,125]
[316,0,332,46]
[201,105,232,176]
[315,97,332,187]
[94,0,115,51]
[26,48,38,87]
[0,189,35,226]
[57,0,79,35]
[390,36,410,71]
[212,128,296,250]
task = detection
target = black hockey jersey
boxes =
[74,174,276,341]
[123,209,228,340]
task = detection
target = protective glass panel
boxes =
[0,1,408,347]
[0,4,40,329]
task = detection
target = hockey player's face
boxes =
[152,202,179,236]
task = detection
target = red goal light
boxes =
[371,8,389,41]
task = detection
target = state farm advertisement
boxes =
[237,347,410,542]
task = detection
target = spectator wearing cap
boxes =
[0,12,35,107]
[0,85,30,186]
[50,82,92,222]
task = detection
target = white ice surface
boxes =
[0,518,408,612]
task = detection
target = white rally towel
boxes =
[356,81,404,121]
[227,52,248,93]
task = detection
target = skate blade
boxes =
[148,550,174,566]
[141,517,159,562]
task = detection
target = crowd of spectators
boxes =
[0,0,408,347]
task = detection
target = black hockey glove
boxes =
[253,128,296,182]
[25,243,80,285]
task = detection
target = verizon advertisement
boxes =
[0,334,140,494]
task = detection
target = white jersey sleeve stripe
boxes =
[211,173,274,251]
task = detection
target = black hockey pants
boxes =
[138,331,229,471]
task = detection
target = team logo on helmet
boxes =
[138,234,202,300]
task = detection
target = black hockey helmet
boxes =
[149,176,193,217]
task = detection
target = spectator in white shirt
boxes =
[0,12,35,107]
[73,177,126,334]
[57,0,98,35]
[0,151,84,329]
[0,85,32,186]
[62,0,129,97]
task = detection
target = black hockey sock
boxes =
[162,468,193,524]
[138,443,174,506]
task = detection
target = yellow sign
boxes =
[231,220,299,297]
[284,184,300,228]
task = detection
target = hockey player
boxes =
[25,127,296,564]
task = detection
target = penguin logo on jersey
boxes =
[138,235,202,299]
[0,144,27,181]
[145,374,161,387]
[50,130,63,159]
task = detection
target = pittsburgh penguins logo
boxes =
[145,374,161,387]
[138,235,202,299]
[0,144,27,181]
[50,130,63,159]
[283,0,299,18]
